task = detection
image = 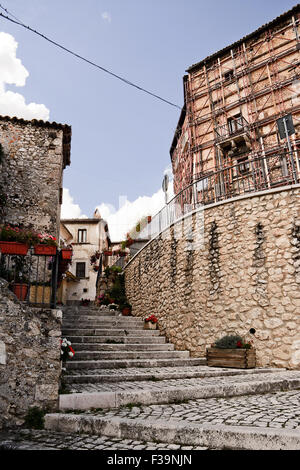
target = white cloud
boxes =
[61,166,174,242]
[96,166,174,242]
[0,32,49,120]
[60,188,88,219]
[101,11,111,23]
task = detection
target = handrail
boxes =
[138,150,299,241]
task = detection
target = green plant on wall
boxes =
[0,143,4,163]
[0,185,7,221]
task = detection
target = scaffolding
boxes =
[171,9,300,195]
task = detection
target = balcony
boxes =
[215,115,251,148]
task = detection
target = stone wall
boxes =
[0,116,71,239]
[125,186,300,369]
[0,278,62,429]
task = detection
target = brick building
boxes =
[170,5,300,202]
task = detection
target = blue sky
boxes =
[0,0,297,239]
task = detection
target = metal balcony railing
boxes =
[0,248,61,308]
[138,151,299,243]
[215,115,249,142]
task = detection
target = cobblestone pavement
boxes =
[0,429,208,450]
[64,370,300,393]
[67,389,300,430]
[2,389,300,450]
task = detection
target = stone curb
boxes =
[59,376,300,410]
[44,413,300,450]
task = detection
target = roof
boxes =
[65,271,80,282]
[61,218,102,224]
[187,4,300,73]
[0,114,71,168]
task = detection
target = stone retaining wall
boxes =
[0,278,62,429]
[124,186,300,369]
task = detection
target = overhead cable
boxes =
[0,9,181,110]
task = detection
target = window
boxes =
[76,262,86,278]
[78,229,87,243]
[228,114,243,135]
[237,156,250,175]
[224,70,234,82]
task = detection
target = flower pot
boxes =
[12,283,28,301]
[122,307,131,316]
[206,348,256,369]
[61,249,72,260]
[34,245,57,256]
[0,241,29,255]
[144,321,157,330]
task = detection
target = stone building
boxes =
[170,5,300,197]
[60,210,111,304]
[125,5,300,370]
[0,115,71,239]
[0,114,71,429]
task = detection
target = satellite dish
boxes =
[162,174,169,193]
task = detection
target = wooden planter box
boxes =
[206,348,256,369]
[0,241,29,255]
[144,322,157,330]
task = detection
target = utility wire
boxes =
[0,3,21,22]
[0,8,181,110]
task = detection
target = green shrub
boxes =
[214,334,244,349]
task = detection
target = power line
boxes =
[0,3,21,22]
[0,8,181,110]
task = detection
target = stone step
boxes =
[63,316,143,323]
[72,350,189,361]
[62,328,161,336]
[64,357,206,370]
[44,406,300,451]
[63,307,122,314]
[63,366,280,385]
[62,320,144,328]
[57,370,300,411]
[65,335,167,344]
[71,343,174,352]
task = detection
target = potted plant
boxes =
[206,334,255,369]
[144,314,158,330]
[0,225,33,255]
[60,338,75,362]
[120,302,132,316]
[10,255,32,301]
[61,245,73,259]
[34,232,58,255]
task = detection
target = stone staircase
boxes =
[44,305,300,450]
[59,305,206,409]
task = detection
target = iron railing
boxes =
[215,115,249,142]
[0,248,60,308]
[138,151,299,242]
